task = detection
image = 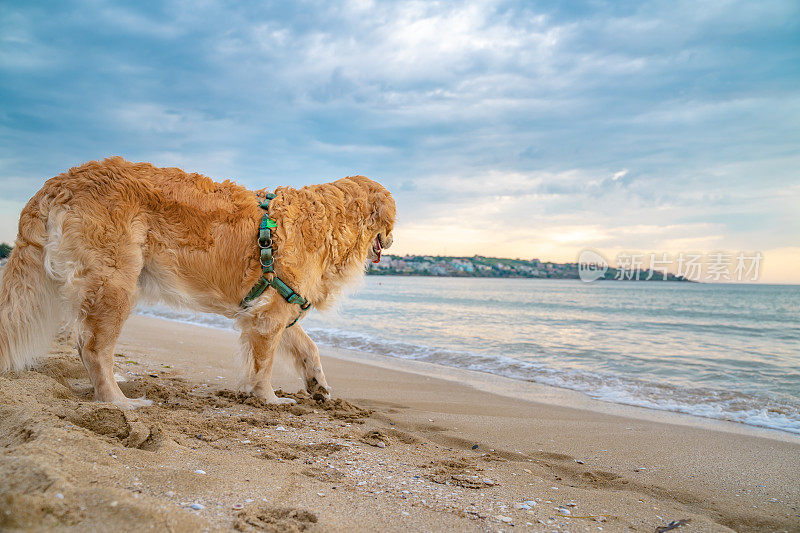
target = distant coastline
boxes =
[369,254,690,281]
[0,249,689,282]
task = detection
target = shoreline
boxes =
[135,309,800,442]
[320,342,800,444]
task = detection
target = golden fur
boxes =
[0,157,395,407]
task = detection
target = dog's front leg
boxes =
[281,325,332,402]
[239,313,296,405]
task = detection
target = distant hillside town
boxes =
[369,254,689,281]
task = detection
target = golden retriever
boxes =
[0,157,395,408]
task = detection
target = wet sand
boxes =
[0,314,797,531]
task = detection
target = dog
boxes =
[0,157,395,408]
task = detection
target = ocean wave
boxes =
[134,305,800,435]
[303,326,800,434]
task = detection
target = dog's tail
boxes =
[0,199,66,372]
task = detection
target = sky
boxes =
[1,0,798,282]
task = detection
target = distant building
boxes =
[451,259,475,272]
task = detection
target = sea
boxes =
[136,276,800,435]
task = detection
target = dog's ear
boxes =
[369,188,396,230]
[343,175,396,230]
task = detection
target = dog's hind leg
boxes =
[281,325,331,402]
[76,246,149,409]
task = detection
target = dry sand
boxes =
[1,314,798,532]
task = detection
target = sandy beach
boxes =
[1,314,797,532]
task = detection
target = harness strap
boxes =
[241,193,311,328]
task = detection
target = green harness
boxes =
[241,193,310,328]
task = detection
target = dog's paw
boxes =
[252,386,298,405]
[265,396,297,405]
[305,378,332,402]
[113,396,153,410]
[311,387,331,402]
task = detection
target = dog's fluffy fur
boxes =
[0,157,395,407]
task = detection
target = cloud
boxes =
[612,169,628,181]
[0,0,798,280]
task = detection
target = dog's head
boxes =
[345,176,396,263]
